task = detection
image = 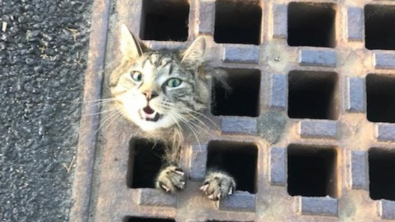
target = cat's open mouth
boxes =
[140,105,162,122]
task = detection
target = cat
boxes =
[109,24,235,201]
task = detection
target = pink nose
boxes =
[143,91,158,100]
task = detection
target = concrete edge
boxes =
[69,0,111,221]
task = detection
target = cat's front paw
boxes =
[155,165,186,194]
[200,171,236,201]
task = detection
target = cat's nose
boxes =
[143,91,159,100]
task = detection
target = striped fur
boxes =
[110,25,211,162]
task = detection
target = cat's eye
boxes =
[166,78,182,88]
[131,71,143,82]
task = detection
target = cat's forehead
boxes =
[137,51,180,69]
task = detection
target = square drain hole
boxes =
[369,148,395,201]
[211,69,261,117]
[127,138,166,188]
[140,0,189,41]
[365,5,395,50]
[288,70,339,120]
[287,145,338,198]
[366,74,395,123]
[214,0,262,45]
[288,2,336,48]
[124,217,175,222]
[206,141,258,194]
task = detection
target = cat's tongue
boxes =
[141,106,160,122]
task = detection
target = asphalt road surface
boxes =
[0,0,92,221]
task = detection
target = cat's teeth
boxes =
[200,184,209,192]
[139,107,162,122]
[145,111,157,119]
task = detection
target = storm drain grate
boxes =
[288,70,338,120]
[366,74,395,123]
[71,0,395,222]
[206,141,258,193]
[364,5,395,50]
[287,2,336,48]
[287,144,338,198]
[140,0,189,41]
[368,148,395,201]
[211,68,261,117]
[127,138,166,189]
[214,0,262,45]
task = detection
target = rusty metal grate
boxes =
[127,138,167,189]
[70,0,395,221]
[288,70,339,120]
[141,0,190,41]
[214,0,262,45]
[366,74,395,123]
[287,2,336,48]
[369,148,395,201]
[211,68,261,117]
[364,4,395,50]
[207,141,258,194]
[287,144,338,198]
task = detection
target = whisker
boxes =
[72,98,118,107]
[79,100,118,110]
[91,108,122,139]
[181,112,211,132]
[170,111,202,151]
[168,113,183,138]
[81,107,120,117]
[173,111,211,135]
[179,107,220,131]
[167,113,185,162]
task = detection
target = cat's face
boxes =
[110,25,209,132]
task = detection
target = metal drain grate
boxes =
[287,2,336,48]
[214,0,262,45]
[364,4,395,50]
[288,70,339,120]
[366,74,395,123]
[369,148,395,201]
[211,68,261,117]
[141,0,190,41]
[287,144,338,198]
[71,0,395,221]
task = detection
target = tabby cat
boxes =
[109,25,235,201]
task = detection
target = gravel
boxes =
[0,0,92,221]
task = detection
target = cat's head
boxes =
[110,25,209,132]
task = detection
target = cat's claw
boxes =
[156,165,186,194]
[174,170,185,176]
[200,171,236,201]
[199,184,209,192]
[160,183,170,192]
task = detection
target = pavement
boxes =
[0,0,92,221]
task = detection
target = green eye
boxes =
[167,78,182,88]
[131,71,143,82]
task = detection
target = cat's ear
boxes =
[120,24,143,59]
[181,36,206,69]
